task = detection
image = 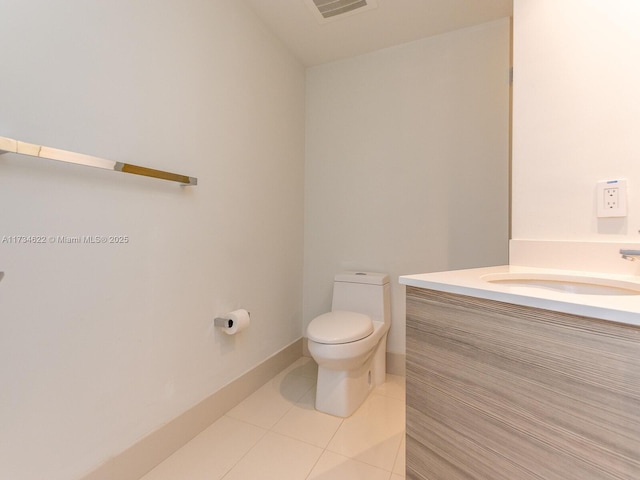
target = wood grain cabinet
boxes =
[406,286,640,480]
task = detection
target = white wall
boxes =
[0,1,305,479]
[304,19,511,354]
[512,0,640,241]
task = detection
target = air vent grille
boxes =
[313,0,368,19]
[304,0,378,23]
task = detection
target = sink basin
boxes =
[481,273,640,296]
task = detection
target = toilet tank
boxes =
[331,272,391,325]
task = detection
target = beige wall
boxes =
[304,19,511,354]
[0,5,514,478]
[0,1,305,479]
[512,0,640,241]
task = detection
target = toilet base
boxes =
[314,333,387,417]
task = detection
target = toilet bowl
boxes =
[306,272,391,417]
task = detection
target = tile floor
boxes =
[140,357,406,480]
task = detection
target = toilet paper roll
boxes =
[222,309,250,335]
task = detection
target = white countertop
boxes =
[399,265,640,326]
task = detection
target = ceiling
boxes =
[243,0,513,67]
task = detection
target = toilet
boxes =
[306,271,391,417]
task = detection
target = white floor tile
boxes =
[280,356,318,379]
[271,388,343,448]
[226,367,315,429]
[139,416,265,480]
[306,450,391,480]
[139,358,406,480]
[221,431,322,480]
[393,435,405,475]
[326,393,405,471]
[375,374,406,401]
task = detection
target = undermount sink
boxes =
[481,272,640,296]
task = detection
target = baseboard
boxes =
[385,351,406,376]
[81,338,303,480]
[302,337,405,376]
[302,336,310,357]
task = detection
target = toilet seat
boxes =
[307,311,373,345]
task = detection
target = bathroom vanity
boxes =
[400,266,640,480]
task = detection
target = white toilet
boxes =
[306,271,391,417]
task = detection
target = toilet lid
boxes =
[307,311,374,345]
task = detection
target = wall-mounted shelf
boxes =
[0,136,197,186]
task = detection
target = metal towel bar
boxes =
[0,136,197,186]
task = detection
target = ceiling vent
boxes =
[304,0,379,23]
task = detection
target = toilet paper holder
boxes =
[214,316,234,328]
[214,310,251,331]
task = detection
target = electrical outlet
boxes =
[604,187,619,210]
[597,179,627,217]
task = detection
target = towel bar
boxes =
[0,136,197,186]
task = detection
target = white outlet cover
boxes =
[597,179,627,218]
